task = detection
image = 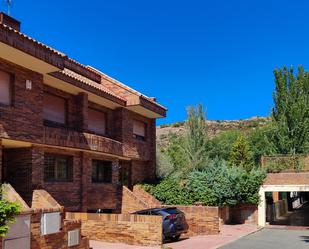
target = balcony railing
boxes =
[43,126,123,156]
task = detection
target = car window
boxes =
[164,208,181,215]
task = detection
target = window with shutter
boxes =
[43,93,66,125]
[133,120,146,141]
[88,108,107,135]
[0,70,11,105]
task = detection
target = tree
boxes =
[271,66,309,154]
[156,148,174,179]
[229,135,254,172]
[180,104,209,175]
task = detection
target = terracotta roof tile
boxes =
[60,68,127,102]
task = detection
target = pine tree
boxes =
[229,135,253,172]
[271,66,309,154]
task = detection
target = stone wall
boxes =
[66,212,162,246]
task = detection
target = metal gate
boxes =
[3,214,31,249]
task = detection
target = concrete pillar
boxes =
[258,187,266,227]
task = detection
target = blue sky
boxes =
[2,0,309,124]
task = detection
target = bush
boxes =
[141,159,266,207]
[0,200,21,237]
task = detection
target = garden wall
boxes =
[66,212,163,246]
[122,186,220,236]
[0,185,89,249]
[121,186,148,213]
[133,185,162,207]
[230,204,258,225]
[163,205,220,236]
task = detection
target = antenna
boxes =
[5,0,12,16]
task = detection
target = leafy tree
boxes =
[247,125,277,165]
[206,130,242,161]
[271,66,309,154]
[156,148,174,179]
[164,134,187,172]
[229,135,254,171]
[180,104,209,174]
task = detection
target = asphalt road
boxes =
[220,228,309,249]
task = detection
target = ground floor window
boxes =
[44,154,73,182]
[92,160,112,183]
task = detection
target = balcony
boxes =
[43,126,123,156]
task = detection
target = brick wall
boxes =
[132,185,162,207]
[31,209,89,249]
[66,212,162,246]
[1,185,89,249]
[121,186,148,213]
[230,204,258,225]
[121,186,220,236]
[0,57,44,143]
[219,206,231,225]
[163,205,220,236]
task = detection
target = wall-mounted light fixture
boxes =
[26,80,32,90]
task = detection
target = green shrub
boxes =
[0,200,21,237]
[141,159,266,207]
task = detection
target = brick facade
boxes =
[0,53,160,213]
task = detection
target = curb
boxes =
[214,226,263,249]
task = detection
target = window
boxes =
[133,120,146,141]
[44,154,73,182]
[92,160,112,183]
[43,93,66,125]
[88,108,107,135]
[0,70,11,105]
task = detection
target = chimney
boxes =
[0,12,21,31]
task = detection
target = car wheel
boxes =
[170,235,181,241]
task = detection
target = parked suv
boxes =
[132,207,188,241]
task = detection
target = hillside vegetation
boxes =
[157,116,270,148]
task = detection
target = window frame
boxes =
[87,107,108,136]
[43,92,68,128]
[92,160,113,183]
[44,153,73,182]
[133,119,147,141]
[0,70,13,107]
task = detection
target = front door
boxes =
[119,161,132,189]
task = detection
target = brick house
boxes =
[0,13,166,213]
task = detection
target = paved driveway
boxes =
[90,224,258,249]
[220,228,309,249]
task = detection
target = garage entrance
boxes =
[258,185,309,227]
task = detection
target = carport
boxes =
[258,173,309,227]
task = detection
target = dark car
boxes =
[132,207,188,241]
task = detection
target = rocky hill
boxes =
[156,116,270,148]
